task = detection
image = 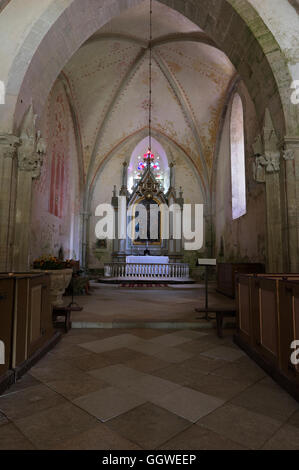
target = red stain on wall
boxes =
[49,94,69,218]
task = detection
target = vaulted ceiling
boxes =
[61,0,237,192]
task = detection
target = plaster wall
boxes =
[214,83,267,264]
[30,80,80,263]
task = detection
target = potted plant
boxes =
[32,255,73,306]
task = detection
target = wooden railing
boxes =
[104,262,190,280]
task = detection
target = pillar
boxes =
[281,137,299,272]
[81,211,91,271]
[13,138,46,272]
[0,134,19,272]
[12,106,46,272]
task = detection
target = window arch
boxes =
[127,136,169,193]
[230,93,246,220]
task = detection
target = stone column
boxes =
[111,186,126,262]
[281,137,299,272]
[169,161,176,189]
[253,151,284,272]
[81,211,91,271]
[168,187,184,263]
[120,161,128,197]
[0,134,19,272]
[12,107,46,272]
[13,140,46,272]
[175,187,184,262]
[13,168,34,271]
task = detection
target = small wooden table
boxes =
[195,259,236,337]
[53,306,72,333]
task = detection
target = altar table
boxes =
[126,256,169,264]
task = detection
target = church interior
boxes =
[0,0,299,451]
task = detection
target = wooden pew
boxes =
[0,273,61,394]
[217,263,265,298]
[278,280,299,387]
[0,276,15,392]
[235,273,299,401]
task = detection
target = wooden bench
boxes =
[52,306,72,333]
[195,307,236,338]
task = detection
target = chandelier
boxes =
[145,0,153,167]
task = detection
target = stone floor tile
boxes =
[151,386,224,422]
[0,383,66,420]
[197,404,282,449]
[48,343,93,359]
[288,409,299,429]
[127,340,168,356]
[1,374,41,395]
[46,373,109,400]
[14,402,98,449]
[79,334,142,354]
[153,347,193,363]
[231,383,299,422]
[66,352,111,372]
[152,363,205,387]
[73,386,146,422]
[62,333,101,345]
[261,424,299,450]
[53,423,141,450]
[180,355,227,374]
[126,329,176,339]
[178,340,220,355]
[0,410,8,426]
[107,403,191,449]
[211,356,266,386]
[124,355,170,373]
[88,364,148,387]
[29,357,81,382]
[149,333,192,347]
[159,424,247,450]
[201,346,245,362]
[100,347,148,364]
[124,374,181,401]
[186,373,249,401]
[0,423,35,450]
[172,330,209,340]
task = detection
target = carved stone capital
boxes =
[18,146,45,178]
[252,134,263,157]
[263,151,280,173]
[0,134,20,159]
[252,151,280,183]
[283,149,295,161]
[18,117,47,178]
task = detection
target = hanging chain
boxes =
[149,0,152,152]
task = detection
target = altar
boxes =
[102,147,190,282]
[126,256,169,264]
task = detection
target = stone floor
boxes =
[69,283,235,326]
[0,327,299,450]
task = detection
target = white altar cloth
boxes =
[126,256,169,264]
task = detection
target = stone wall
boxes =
[214,81,267,264]
[30,80,81,263]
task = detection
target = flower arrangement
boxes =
[33,255,66,270]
